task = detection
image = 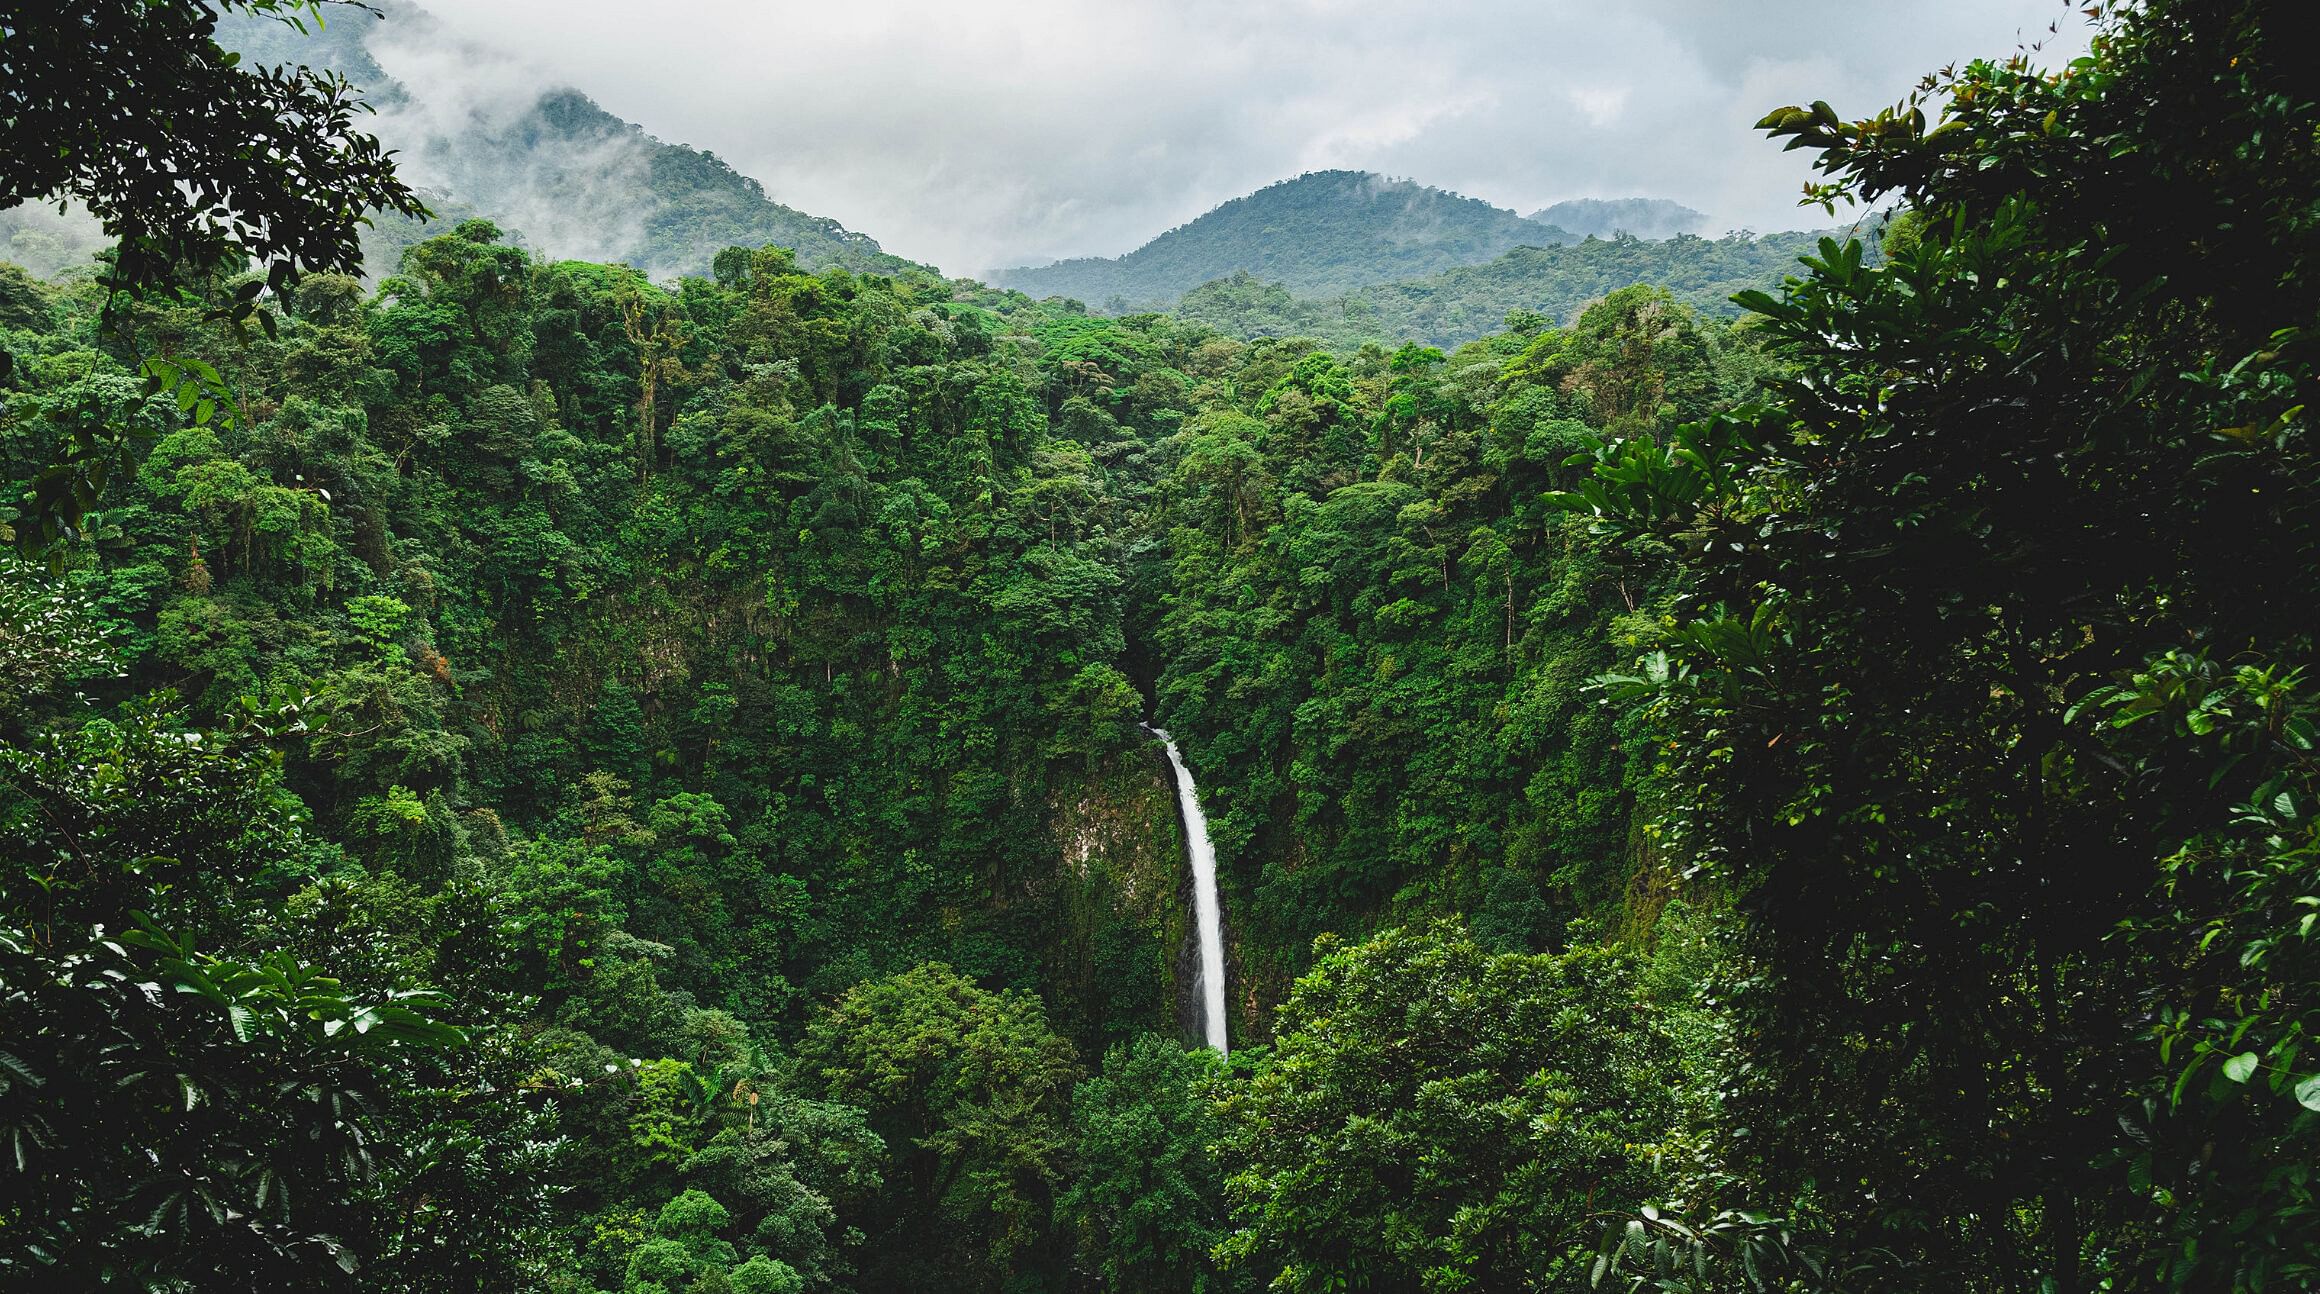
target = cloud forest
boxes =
[0,1,2314,1292]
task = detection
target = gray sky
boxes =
[409,0,2090,279]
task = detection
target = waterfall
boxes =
[1147,725,1228,1052]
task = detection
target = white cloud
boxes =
[397,0,2091,278]
[1563,86,1631,130]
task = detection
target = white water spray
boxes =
[1148,726,1227,1052]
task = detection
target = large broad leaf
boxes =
[2294,1072,2320,1112]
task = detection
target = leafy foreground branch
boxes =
[1572,1,2320,1289]
[2,0,2316,1290]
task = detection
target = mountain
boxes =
[996,170,1574,307]
[1173,229,1835,350]
[0,203,106,282]
[218,3,928,281]
[1526,197,1708,240]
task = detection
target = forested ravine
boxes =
[5,2,2316,1290]
[0,223,1702,1289]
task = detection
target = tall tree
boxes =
[1571,1,2319,1287]
[2,0,426,549]
[1218,922,1679,1292]
[1062,1034,1238,1294]
[794,963,1079,1291]
[0,0,422,302]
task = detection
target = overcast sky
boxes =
[405,0,2089,279]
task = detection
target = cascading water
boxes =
[1147,725,1228,1052]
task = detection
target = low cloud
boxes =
[363,0,2087,278]
[359,9,666,272]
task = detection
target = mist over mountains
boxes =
[1528,197,1708,240]
[0,1,1837,351]
[0,3,925,282]
[221,1,924,280]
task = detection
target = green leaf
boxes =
[2222,1051,2260,1084]
[2294,1073,2320,1112]
[0,1050,43,1089]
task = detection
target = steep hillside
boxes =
[1175,228,1836,349]
[219,3,926,280]
[1528,197,1707,239]
[997,170,1572,306]
[7,4,2311,1293]
[0,204,108,282]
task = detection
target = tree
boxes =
[0,1,423,304]
[1567,1,2320,1287]
[2,0,427,549]
[1061,1034,1239,1293]
[0,700,469,1290]
[617,1188,747,1293]
[1504,286,1716,439]
[1217,922,1679,1292]
[794,962,1078,1290]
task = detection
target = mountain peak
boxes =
[997,171,1572,308]
[215,2,925,280]
[1525,198,1707,240]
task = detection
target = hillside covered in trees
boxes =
[2,205,1746,1287]
[1174,227,1842,349]
[3,1,2316,1292]
[996,174,1841,350]
[996,170,1577,307]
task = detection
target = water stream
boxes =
[1147,725,1228,1052]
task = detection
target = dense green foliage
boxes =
[0,208,1737,1285]
[0,673,526,1291]
[1175,229,1841,350]
[1149,284,1769,1008]
[998,171,1575,308]
[1062,1036,1235,1293]
[1571,2,2320,1289]
[1218,923,1679,1291]
[5,1,2317,1291]
[795,963,1076,1287]
[0,0,433,551]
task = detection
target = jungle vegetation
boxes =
[1,1,2313,1291]
[1170,228,1839,350]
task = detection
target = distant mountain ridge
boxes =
[1174,228,1837,350]
[996,171,1576,307]
[218,2,928,280]
[1527,198,1708,240]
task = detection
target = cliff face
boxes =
[1039,745,1197,1054]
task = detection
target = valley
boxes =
[1,2,2312,1292]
